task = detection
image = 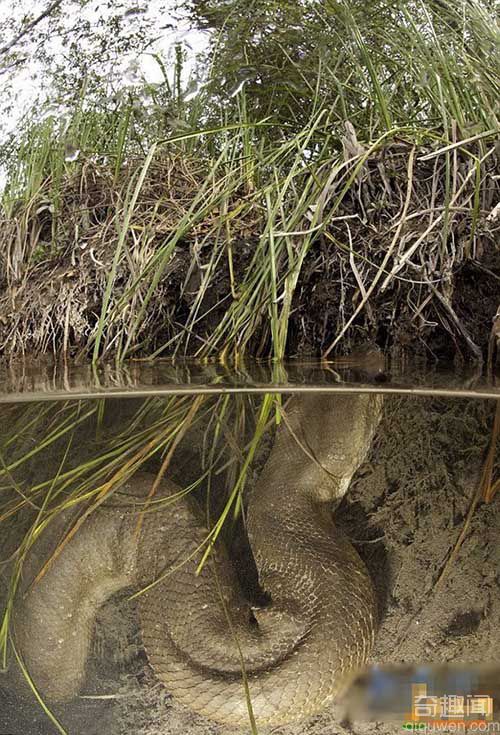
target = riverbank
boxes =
[1,134,498,363]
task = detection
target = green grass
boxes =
[0,392,279,732]
[0,116,497,362]
[0,2,498,727]
[0,0,497,363]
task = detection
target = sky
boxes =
[0,0,211,190]
[0,0,210,140]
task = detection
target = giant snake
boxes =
[12,393,383,727]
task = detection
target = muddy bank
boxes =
[1,141,498,362]
[0,393,498,734]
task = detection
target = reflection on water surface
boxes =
[0,357,498,401]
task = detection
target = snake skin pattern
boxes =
[13,393,383,726]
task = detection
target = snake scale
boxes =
[13,393,383,727]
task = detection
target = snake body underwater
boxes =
[12,393,383,727]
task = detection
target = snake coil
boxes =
[13,393,382,726]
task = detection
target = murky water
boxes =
[0,373,499,735]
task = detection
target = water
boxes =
[0,357,498,402]
[0,361,498,735]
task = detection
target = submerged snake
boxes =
[12,393,383,727]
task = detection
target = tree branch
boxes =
[0,0,65,57]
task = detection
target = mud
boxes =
[0,394,499,735]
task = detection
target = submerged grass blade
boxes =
[10,638,68,735]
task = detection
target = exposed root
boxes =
[0,138,498,360]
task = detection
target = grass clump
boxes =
[0,116,497,362]
[0,3,498,729]
[0,0,498,362]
